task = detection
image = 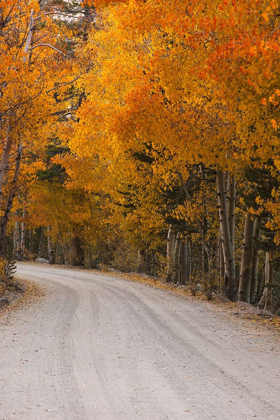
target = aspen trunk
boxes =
[137,250,144,273]
[180,240,189,285]
[47,226,54,264]
[228,175,236,256]
[258,252,274,310]
[20,207,26,260]
[265,251,274,310]
[23,10,34,61]
[216,170,236,301]
[0,11,35,256]
[174,233,181,283]
[0,133,13,209]
[219,237,225,294]
[55,242,63,264]
[238,214,255,302]
[14,219,21,260]
[188,242,193,283]
[201,242,205,275]
[166,226,176,282]
[30,227,34,254]
[0,145,23,257]
[70,235,84,266]
[250,218,261,303]
[37,227,44,258]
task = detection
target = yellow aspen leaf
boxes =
[271,119,278,129]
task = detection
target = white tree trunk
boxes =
[258,252,274,310]
[238,214,255,302]
[14,219,20,260]
[216,170,236,301]
[166,226,176,282]
[228,175,236,257]
[20,207,26,260]
[23,10,34,62]
[47,225,54,263]
[250,218,261,302]
[174,233,181,283]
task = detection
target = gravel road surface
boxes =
[0,263,279,420]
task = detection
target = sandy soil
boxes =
[0,263,279,420]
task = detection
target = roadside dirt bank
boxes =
[0,276,44,318]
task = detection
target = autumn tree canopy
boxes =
[1,0,280,311]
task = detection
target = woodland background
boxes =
[1,0,280,313]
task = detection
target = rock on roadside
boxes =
[35,258,49,264]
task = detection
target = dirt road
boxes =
[0,264,279,419]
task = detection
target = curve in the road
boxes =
[0,263,279,420]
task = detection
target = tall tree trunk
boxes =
[0,10,35,257]
[30,227,34,254]
[201,241,205,275]
[37,227,44,258]
[174,233,181,283]
[188,242,193,283]
[137,250,143,273]
[23,9,34,62]
[20,207,26,260]
[238,214,255,302]
[55,241,63,264]
[47,226,54,264]
[258,252,274,310]
[180,239,189,286]
[216,170,236,301]
[0,128,13,210]
[219,237,225,294]
[166,225,176,282]
[250,218,261,303]
[0,145,23,257]
[14,218,21,260]
[228,174,236,257]
[70,235,84,266]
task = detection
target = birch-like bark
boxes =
[47,225,54,264]
[23,10,34,62]
[250,218,261,303]
[20,207,26,260]
[238,214,255,302]
[188,242,192,283]
[219,237,225,293]
[174,233,181,283]
[14,219,20,260]
[216,170,236,301]
[180,240,189,286]
[228,175,236,256]
[166,226,176,282]
[258,252,274,310]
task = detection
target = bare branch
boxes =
[28,43,65,55]
[46,73,83,93]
